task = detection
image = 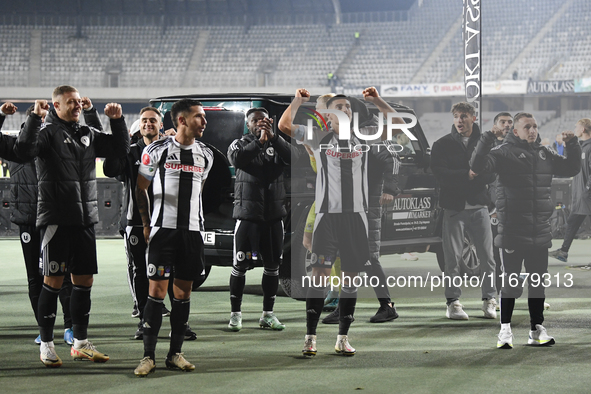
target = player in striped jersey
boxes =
[133,99,213,377]
[279,88,405,356]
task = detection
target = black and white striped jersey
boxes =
[138,136,213,231]
[296,125,380,214]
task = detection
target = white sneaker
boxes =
[528,324,555,346]
[401,253,419,261]
[335,335,356,356]
[482,298,497,319]
[302,335,317,357]
[40,341,62,367]
[446,300,469,320]
[544,302,550,310]
[497,326,513,349]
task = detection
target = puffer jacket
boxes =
[471,131,581,249]
[14,109,129,227]
[8,109,104,226]
[228,132,297,222]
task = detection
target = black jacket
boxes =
[228,132,297,222]
[0,114,20,163]
[471,131,582,249]
[8,109,104,227]
[14,109,129,227]
[431,124,495,211]
[103,138,153,228]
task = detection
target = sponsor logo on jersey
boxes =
[518,153,527,159]
[164,163,204,173]
[21,232,31,243]
[324,148,362,160]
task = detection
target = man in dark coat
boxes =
[14,86,129,367]
[471,112,581,349]
[226,107,296,332]
[548,118,591,263]
[431,102,497,321]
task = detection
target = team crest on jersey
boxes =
[21,232,31,243]
[81,136,90,147]
[266,147,275,156]
[310,253,318,264]
[491,217,499,226]
[148,264,156,276]
[142,153,151,165]
[539,150,546,160]
[49,261,60,273]
[236,251,246,261]
[130,235,139,246]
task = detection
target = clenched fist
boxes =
[0,102,17,115]
[34,100,50,119]
[105,103,122,119]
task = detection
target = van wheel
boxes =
[435,232,481,277]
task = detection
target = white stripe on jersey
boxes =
[138,136,213,231]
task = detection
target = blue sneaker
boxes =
[323,298,338,312]
[64,328,74,345]
[35,335,42,345]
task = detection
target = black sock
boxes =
[168,298,191,358]
[339,287,357,335]
[262,268,279,312]
[528,298,545,330]
[143,296,164,360]
[500,298,515,324]
[230,269,246,313]
[560,246,568,253]
[59,275,73,329]
[38,284,60,342]
[71,284,91,340]
[306,286,326,335]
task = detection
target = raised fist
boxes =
[295,88,310,102]
[362,86,380,102]
[81,97,93,110]
[34,100,49,119]
[491,124,505,138]
[1,102,17,115]
[105,103,122,119]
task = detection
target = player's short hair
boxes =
[170,99,203,128]
[326,94,349,109]
[450,102,475,116]
[493,112,512,124]
[513,112,534,125]
[577,118,591,135]
[139,106,162,120]
[316,93,336,109]
[246,107,269,119]
[52,85,78,101]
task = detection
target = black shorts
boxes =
[311,212,370,272]
[40,225,98,276]
[146,227,205,282]
[233,220,284,269]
